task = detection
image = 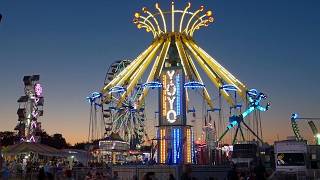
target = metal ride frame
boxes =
[98,2,269,145]
[16,75,44,143]
[291,113,320,145]
[87,60,146,146]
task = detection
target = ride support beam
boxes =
[239,125,245,141]
[232,126,240,144]
[186,38,247,100]
[137,36,171,108]
[154,34,172,78]
[242,121,263,143]
[186,53,214,109]
[182,36,235,106]
[175,34,194,80]
[117,39,163,107]
[115,40,163,88]
[101,39,160,93]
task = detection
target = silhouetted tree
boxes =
[72,142,87,150]
[0,130,70,149]
[51,133,68,149]
[39,131,70,149]
[0,131,18,146]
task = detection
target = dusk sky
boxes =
[0,0,319,145]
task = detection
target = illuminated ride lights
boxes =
[160,128,166,163]
[218,90,270,142]
[94,2,271,156]
[221,84,237,92]
[86,92,102,103]
[162,70,181,124]
[88,59,147,145]
[184,81,205,89]
[176,75,181,116]
[290,113,320,145]
[142,81,162,88]
[172,128,181,164]
[247,88,258,96]
[186,128,192,163]
[16,75,44,143]
[34,83,43,97]
[109,86,126,94]
[86,92,102,108]
[162,75,167,117]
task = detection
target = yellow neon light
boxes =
[102,40,158,93]
[186,128,191,163]
[117,39,163,107]
[155,3,167,33]
[175,35,194,80]
[160,128,166,163]
[182,36,235,106]
[136,21,156,37]
[185,6,204,34]
[137,37,171,108]
[143,7,162,34]
[162,74,167,116]
[188,39,247,99]
[189,14,206,34]
[138,24,156,37]
[114,41,160,88]
[139,15,158,36]
[179,2,191,32]
[190,17,213,36]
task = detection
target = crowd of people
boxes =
[227,161,268,180]
[1,158,270,180]
[1,159,85,179]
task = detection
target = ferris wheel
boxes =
[103,60,146,145]
[87,60,146,146]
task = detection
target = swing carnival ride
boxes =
[89,2,270,158]
[291,113,320,145]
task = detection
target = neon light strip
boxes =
[186,128,191,163]
[160,129,166,163]
[162,75,167,117]
[191,129,194,163]
[176,74,180,116]
[173,128,177,163]
[34,83,43,97]
[177,128,180,161]
[160,129,163,163]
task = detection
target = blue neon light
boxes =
[207,108,221,112]
[247,89,258,96]
[242,106,255,118]
[177,128,180,161]
[223,89,270,132]
[109,86,126,93]
[86,92,102,104]
[221,84,237,91]
[172,128,181,164]
[184,81,205,89]
[173,128,177,164]
[176,74,181,116]
[142,81,162,89]
[227,119,238,129]
[291,113,298,120]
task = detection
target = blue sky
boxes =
[0,0,319,144]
